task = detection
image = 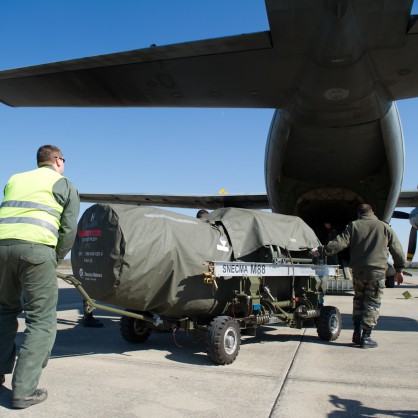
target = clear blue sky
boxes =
[0,1,417,261]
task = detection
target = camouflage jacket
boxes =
[323,213,405,272]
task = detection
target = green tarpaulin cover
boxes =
[71,204,320,317]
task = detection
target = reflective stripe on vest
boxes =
[0,216,59,238]
[0,200,62,219]
[0,167,64,246]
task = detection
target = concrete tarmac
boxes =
[1,270,418,417]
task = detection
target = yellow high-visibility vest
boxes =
[0,167,64,246]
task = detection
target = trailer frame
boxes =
[57,258,342,365]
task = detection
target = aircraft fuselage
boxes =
[264,0,407,234]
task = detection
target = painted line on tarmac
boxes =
[268,328,306,417]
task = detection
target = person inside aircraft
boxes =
[311,204,405,350]
[196,209,209,219]
[324,221,339,265]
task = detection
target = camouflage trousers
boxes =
[352,268,385,329]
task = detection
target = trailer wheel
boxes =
[315,306,341,341]
[120,312,151,343]
[207,316,241,365]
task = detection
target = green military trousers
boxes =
[0,241,58,398]
[352,268,385,329]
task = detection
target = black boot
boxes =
[82,312,104,328]
[360,327,378,349]
[352,322,361,345]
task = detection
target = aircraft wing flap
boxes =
[396,190,418,208]
[0,31,295,109]
[79,193,271,210]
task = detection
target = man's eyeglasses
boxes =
[55,156,66,163]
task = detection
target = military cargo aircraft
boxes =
[0,0,417,259]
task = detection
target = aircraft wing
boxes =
[0,31,291,109]
[79,193,270,210]
[1,1,417,107]
[396,190,418,208]
[80,189,418,211]
[371,17,418,101]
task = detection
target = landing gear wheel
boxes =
[207,316,241,365]
[120,311,151,343]
[315,306,341,341]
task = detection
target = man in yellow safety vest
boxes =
[0,145,80,409]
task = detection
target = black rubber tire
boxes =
[315,306,342,341]
[120,313,151,343]
[385,275,395,288]
[207,316,241,365]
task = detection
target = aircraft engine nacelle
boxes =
[407,207,418,262]
[409,207,418,230]
[393,207,418,262]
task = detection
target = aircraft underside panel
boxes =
[0,1,417,109]
[0,32,292,109]
[264,106,403,229]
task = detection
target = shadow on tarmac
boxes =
[7,284,417,378]
[11,282,418,370]
[52,316,218,366]
[338,313,418,332]
[0,385,13,410]
[46,284,418,367]
[327,394,418,417]
[45,319,344,366]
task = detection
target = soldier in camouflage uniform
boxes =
[312,204,405,349]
